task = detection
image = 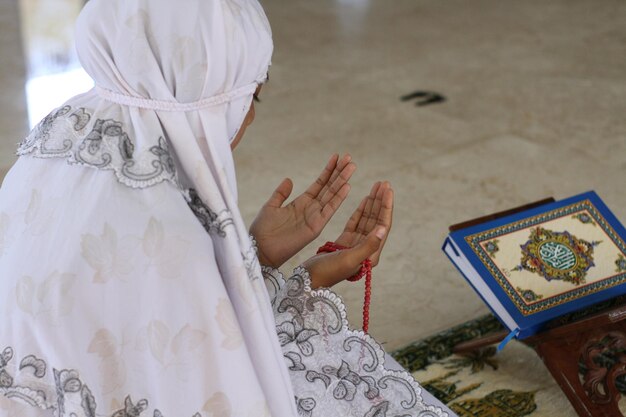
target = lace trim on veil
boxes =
[17,105,177,189]
[263,266,448,417]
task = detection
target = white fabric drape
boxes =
[0,0,299,416]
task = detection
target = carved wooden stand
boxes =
[454,300,626,417]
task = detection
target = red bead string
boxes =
[317,242,372,332]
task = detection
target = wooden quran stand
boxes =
[453,298,626,417]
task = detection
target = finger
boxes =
[343,226,386,267]
[303,154,339,200]
[319,161,356,207]
[365,181,390,233]
[356,182,380,236]
[343,196,368,234]
[379,187,394,230]
[334,195,367,249]
[318,153,352,198]
[320,182,351,220]
[370,187,394,266]
[265,178,294,208]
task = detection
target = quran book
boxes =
[443,191,626,341]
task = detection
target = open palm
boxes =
[335,181,393,266]
[302,181,394,289]
[251,154,356,268]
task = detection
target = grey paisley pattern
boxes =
[184,189,263,282]
[296,396,316,417]
[17,105,177,188]
[276,318,319,356]
[19,105,74,154]
[183,188,232,237]
[184,190,263,284]
[0,347,204,417]
[265,267,449,417]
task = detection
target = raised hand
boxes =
[250,154,356,268]
[303,181,394,289]
[335,181,393,267]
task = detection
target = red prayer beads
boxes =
[316,242,372,333]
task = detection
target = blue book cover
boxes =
[443,191,626,340]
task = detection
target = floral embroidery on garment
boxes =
[183,188,232,237]
[81,223,139,283]
[15,272,78,325]
[0,346,212,417]
[141,217,190,280]
[24,189,59,237]
[17,106,177,189]
[184,189,261,282]
[264,267,450,417]
[0,269,447,417]
[215,299,244,350]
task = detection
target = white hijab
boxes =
[75,0,271,197]
[0,0,298,416]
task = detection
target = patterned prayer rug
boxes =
[391,315,586,417]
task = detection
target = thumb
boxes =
[266,178,293,208]
[345,226,386,266]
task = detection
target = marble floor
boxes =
[1,0,626,351]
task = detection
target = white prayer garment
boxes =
[0,0,454,416]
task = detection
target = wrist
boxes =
[253,241,281,269]
[248,229,290,269]
[302,253,353,289]
[257,250,278,268]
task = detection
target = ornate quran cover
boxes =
[442,191,626,341]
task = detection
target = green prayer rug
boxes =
[391,315,585,417]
